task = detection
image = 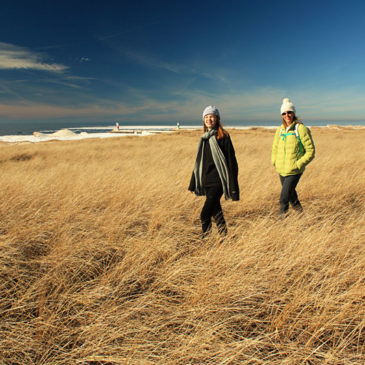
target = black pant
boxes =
[200,185,227,237]
[279,174,303,214]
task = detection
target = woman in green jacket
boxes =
[271,98,315,216]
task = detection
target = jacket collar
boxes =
[282,121,297,132]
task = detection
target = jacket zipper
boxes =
[283,136,286,168]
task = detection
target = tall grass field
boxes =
[0,127,364,364]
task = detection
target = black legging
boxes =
[200,185,227,237]
[279,174,303,214]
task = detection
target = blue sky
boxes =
[1,0,365,127]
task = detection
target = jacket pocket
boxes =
[286,158,300,175]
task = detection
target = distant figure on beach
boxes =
[176,122,180,129]
[271,98,315,216]
[189,106,239,239]
[116,122,120,130]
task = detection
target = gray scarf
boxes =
[193,129,231,200]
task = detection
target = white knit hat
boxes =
[280,98,296,114]
[202,105,220,120]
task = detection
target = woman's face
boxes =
[282,111,294,126]
[204,114,218,130]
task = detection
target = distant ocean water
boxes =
[0,120,365,136]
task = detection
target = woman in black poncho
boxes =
[189,105,239,239]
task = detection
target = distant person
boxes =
[176,122,180,129]
[189,106,239,239]
[271,98,315,216]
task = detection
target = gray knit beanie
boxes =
[202,105,220,120]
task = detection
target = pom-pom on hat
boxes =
[202,105,220,120]
[280,98,296,114]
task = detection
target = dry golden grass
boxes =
[0,127,364,364]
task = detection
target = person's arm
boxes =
[271,127,280,167]
[222,135,239,201]
[296,124,315,170]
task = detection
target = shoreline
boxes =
[0,124,364,144]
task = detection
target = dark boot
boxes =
[279,203,289,217]
[291,199,303,212]
[202,219,212,239]
[214,210,227,236]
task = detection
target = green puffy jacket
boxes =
[271,122,315,176]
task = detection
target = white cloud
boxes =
[1,81,365,123]
[0,42,68,72]
[0,87,296,122]
[112,86,365,123]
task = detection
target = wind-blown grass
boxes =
[0,127,364,364]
